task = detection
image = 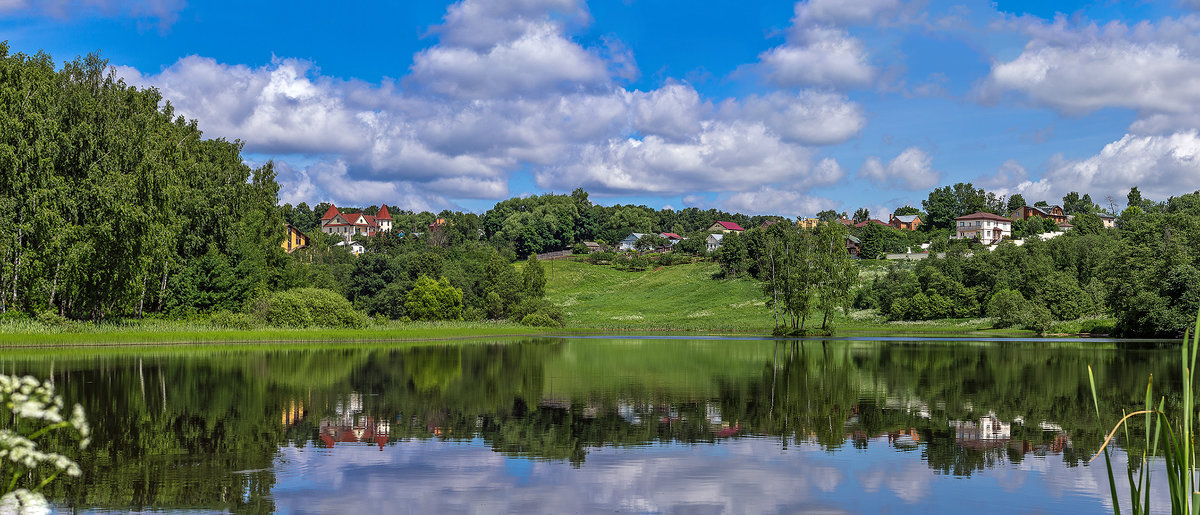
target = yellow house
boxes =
[797,217,821,230]
[281,224,310,253]
[707,221,745,234]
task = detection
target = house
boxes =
[845,235,861,257]
[582,241,603,253]
[428,217,452,232]
[1098,213,1116,228]
[320,204,393,241]
[890,214,921,231]
[706,233,724,252]
[659,232,683,245]
[854,219,889,228]
[335,240,365,255]
[797,217,821,230]
[619,233,649,251]
[953,212,1012,244]
[707,221,744,233]
[760,219,782,230]
[1056,221,1073,231]
[1010,205,1067,224]
[281,224,310,253]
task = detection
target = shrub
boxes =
[627,254,650,271]
[404,276,464,321]
[251,288,366,328]
[509,298,564,327]
[987,289,1026,328]
[572,242,589,255]
[520,312,559,327]
[1020,303,1054,333]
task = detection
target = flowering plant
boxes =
[0,375,90,514]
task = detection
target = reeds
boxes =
[1089,308,1200,515]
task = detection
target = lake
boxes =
[7,336,1181,513]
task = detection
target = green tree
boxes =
[1006,194,1026,213]
[522,254,546,299]
[852,208,870,223]
[404,276,464,321]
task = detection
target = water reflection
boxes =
[0,337,1178,512]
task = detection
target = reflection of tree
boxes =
[0,337,1184,511]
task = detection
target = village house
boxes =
[1098,213,1116,228]
[281,224,310,253]
[320,204,393,240]
[797,217,821,230]
[707,221,744,234]
[706,233,724,252]
[659,232,683,245]
[845,234,861,257]
[890,214,921,231]
[1010,205,1067,224]
[619,233,649,251]
[335,240,366,256]
[854,219,889,228]
[953,212,1012,244]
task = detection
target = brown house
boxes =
[1010,205,1067,224]
[889,214,921,231]
[846,235,861,257]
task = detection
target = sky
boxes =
[3,0,1200,219]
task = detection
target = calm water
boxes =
[6,337,1183,513]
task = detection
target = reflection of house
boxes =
[706,233,724,252]
[320,205,392,241]
[707,221,744,233]
[281,224,310,253]
[890,214,921,231]
[1010,205,1067,224]
[953,212,1012,244]
[318,392,391,450]
[281,399,306,426]
[950,413,1011,449]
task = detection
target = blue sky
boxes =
[3,0,1200,218]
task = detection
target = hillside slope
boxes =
[543,260,772,332]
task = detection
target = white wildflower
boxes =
[0,489,49,515]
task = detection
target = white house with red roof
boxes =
[707,221,744,234]
[320,204,393,241]
[953,212,1012,244]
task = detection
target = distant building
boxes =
[335,240,365,255]
[1097,213,1116,228]
[1010,205,1067,224]
[281,224,310,253]
[619,233,649,251]
[953,212,1012,244]
[320,204,392,241]
[797,218,821,230]
[706,233,724,252]
[845,234,861,257]
[890,214,921,231]
[854,219,889,228]
[659,232,683,245]
[707,221,744,233]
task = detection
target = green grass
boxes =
[544,259,1035,336]
[0,319,563,347]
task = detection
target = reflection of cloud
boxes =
[270,436,1128,513]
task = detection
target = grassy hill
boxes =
[543,259,772,332]
[543,258,1029,336]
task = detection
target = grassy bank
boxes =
[0,319,563,346]
[543,259,1046,336]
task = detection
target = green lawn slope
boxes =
[544,260,771,332]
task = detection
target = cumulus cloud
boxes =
[722,188,839,217]
[982,15,1200,133]
[760,27,874,88]
[978,159,1028,190]
[857,147,941,190]
[115,0,871,208]
[1011,131,1200,203]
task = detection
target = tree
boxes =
[922,183,986,230]
[852,208,870,223]
[1127,186,1143,209]
[1072,212,1104,235]
[894,206,921,216]
[404,276,464,321]
[634,234,668,251]
[816,210,842,223]
[1006,194,1026,213]
[521,254,546,299]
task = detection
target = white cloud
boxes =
[857,147,941,190]
[978,159,1028,190]
[811,157,847,185]
[722,188,838,217]
[631,84,709,141]
[793,0,903,26]
[983,15,1200,133]
[759,27,874,87]
[1013,131,1200,203]
[726,91,866,145]
[538,122,814,195]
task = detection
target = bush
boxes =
[519,312,559,327]
[251,288,367,328]
[987,289,1026,328]
[572,242,589,255]
[588,251,615,264]
[1020,303,1054,333]
[404,276,464,321]
[657,252,686,266]
[209,310,257,330]
[509,298,564,327]
[34,310,85,332]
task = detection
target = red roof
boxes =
[956,212,1012,222]
[376,204,391,220]
[660,232,682,240]
[714,221,744,231]
[321,205,340,220]
[854,219,889,228]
